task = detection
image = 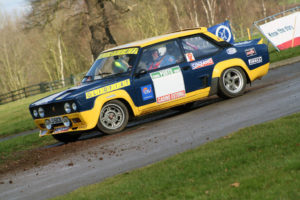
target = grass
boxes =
[269,45,300,63]
[0,88,67,138]
[0,132,56,166]
[53,113,300,200]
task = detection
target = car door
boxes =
[132,40,188,109]
[179,34,222,93]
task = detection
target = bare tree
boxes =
[26,0,133,60]
[201,0,217,27]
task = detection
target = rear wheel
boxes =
[52,132,81,143]
[97,100,129,135]
[218,67,247,98]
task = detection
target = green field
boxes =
[269,45,300,63]
[53,113,300,200]
[0,88,67,138]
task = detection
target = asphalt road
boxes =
[1,62,300,200]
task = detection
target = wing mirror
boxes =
[135,69,147,77]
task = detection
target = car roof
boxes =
[102,27,215,53]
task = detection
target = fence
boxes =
[0,76,78,105]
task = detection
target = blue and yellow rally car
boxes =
[29,28,269,142]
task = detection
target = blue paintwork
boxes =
[29,36,269,119]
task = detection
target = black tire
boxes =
[97,100,129,135]
[218,67,247,99]
[52,132,81,143]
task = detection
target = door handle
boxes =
[182,66,190,71]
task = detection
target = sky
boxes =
[0,0,30,16]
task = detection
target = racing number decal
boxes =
[150,66,186,104]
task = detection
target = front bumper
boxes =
[34,109,99,137]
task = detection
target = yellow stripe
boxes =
[97,48,139,59]
[85,79,131,99]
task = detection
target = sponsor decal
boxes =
[185,52,195,62]
[141,84,154,101]
[226,48,237,55]
[150,66,181,79]
[191,58,214,70]
[245,47,257,57]
[85,79,130,99]
[97,48,139,59]
[150,66,186,104]
[248,56,263,65]
[157,90,186,104]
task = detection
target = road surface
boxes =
[1,62,300,200]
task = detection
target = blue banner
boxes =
[208,20,234,44]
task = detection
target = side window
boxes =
[181,35,220,59]
[137,40,183,72]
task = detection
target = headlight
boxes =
[64,103,71,113]
[45,119,52,130]
[62,117,71,127]
[72,102,77,111]
[38,107,45,118]
[33,109,38,118]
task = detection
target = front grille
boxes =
[31,101,76,118]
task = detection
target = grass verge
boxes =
[0,88,67,138]
[53,113,300,200]
[0,133,56,166]
[269,45,300,63]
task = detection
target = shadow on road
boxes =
[42,96,225,148]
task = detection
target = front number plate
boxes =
[50,117,63,124]
[53,127,69,134]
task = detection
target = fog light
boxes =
[45,119,52,130]
[62,117,71,127]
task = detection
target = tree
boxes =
[27,0,133,60]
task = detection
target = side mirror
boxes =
[135,69,147,77]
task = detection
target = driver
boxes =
[148,48,176,70]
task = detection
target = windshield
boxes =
[82,48,139,83]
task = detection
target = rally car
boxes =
[29,27,269,143]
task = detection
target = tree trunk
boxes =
[57,34,65,86]
[84,0,117,60]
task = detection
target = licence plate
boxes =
[54,127,69,134]
[50,117,63,124]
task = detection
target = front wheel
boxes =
[218,67,247,99]
[97,100,129,135]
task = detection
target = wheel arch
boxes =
[212,58,251,82]
[94,89,139,119]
